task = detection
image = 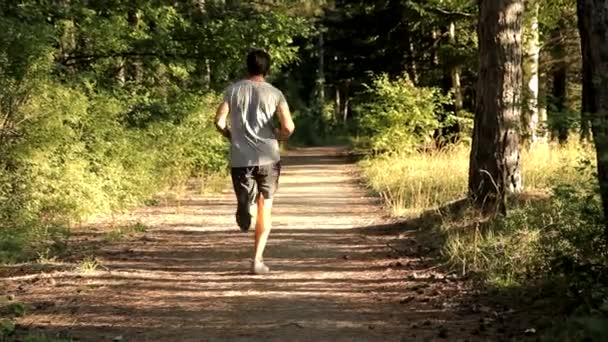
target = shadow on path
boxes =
[2,147,508,342]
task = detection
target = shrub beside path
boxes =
[3,147,505,341]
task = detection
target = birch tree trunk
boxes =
[449,22,463,113]
[316,31,326,108]
[127,10,143,82]
[469,0,524,214]
[404,29,418,84]
[57,0,76,74]
[193,0,211,89]
[522,1,541,144]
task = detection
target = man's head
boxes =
[247,49,272,76]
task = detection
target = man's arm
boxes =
[275,101,295,141]
[215,101,231,140]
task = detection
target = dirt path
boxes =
[2,147,501,342]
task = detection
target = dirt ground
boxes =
[1,147,516,341]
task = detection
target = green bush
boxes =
[0,81,228,263]
[353,74,452,153]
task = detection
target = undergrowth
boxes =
[361,141,608,340]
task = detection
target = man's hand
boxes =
[215,101,231,141]
[220,127,232,140]
[276,101,295,141]
[274,127,288,141]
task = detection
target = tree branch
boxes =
[430,7,475,19]
[61,51,201,66]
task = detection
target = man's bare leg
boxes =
[252,195,273,274]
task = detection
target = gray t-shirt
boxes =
[224,79,287,168]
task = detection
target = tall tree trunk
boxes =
[449,22,463,113]
[334,83,350,123]
[341,82,350,123]
[577,0,608,241]
[469,0,524,214]
[404,29,418,84]
[550,24,569,144]
[57,0,76,73]
[334,85,341,123]
[522,1,541,144]
[578,0,594,142]
[193,0,212,89]
[127,10,143,82]
[316,30,326,109]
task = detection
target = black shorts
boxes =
[231,162,281,209]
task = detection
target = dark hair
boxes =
[246,49,271,76]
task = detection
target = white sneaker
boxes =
[251,260,270,274]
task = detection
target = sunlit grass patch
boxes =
[361,140,604,290]
[77,256,99,274]
[522,140,594,189]
[103,221,149,242]
[197,172,230,194]
[360,145,469,217]
[361,141,593,217]
[0,224,70,265]
[441,206,546,286]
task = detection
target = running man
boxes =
[215,49,295,275]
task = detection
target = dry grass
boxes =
[361,140,599,287]
[361,141,593,217]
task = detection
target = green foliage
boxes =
[542,315,608,342]
[21,334,74,342]
[362,142,606,339]
[6,302,26,317]
[0,0,316,263]
[103,221,149,242]
[448,162,607,339]
[290,104,353,147]
[0,83,227,263]
[354,74,452,153]
[0,319,15,338]
[77,256,100,274]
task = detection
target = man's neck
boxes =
[248,75,265,82]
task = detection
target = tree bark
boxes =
[316,30,326,108]
[127,10,143,82]
[522,1,541,144]
[469,0,524,214]
[550,24,569,144]
[192,0,211,89]
[449,22,463,113]
[404,29,418,84]
[577,0,595,142]
[577,0,608,241]
[334,85,341,123]
[56,0,76,74]
[334,82,350,123]
[341,82,350,123]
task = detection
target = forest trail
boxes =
[3,147,498,341]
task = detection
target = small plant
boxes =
[6,302,26,317]
[102,221,149,242]
[0,319,15,338]
[103,228,125,242]
[22,334,74,342]
[198,173,229,194]
[77,256,99,274]
[36,248,56,264]
[131,222,148,233]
